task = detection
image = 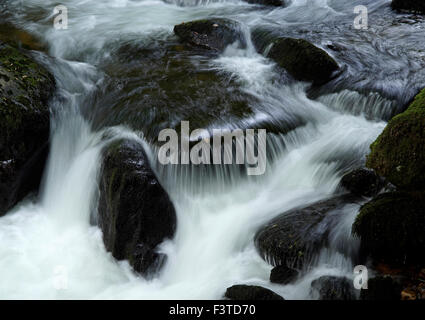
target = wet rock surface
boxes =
[225,285,284,300]
[267,37,339,85]
[0,41,55,216]
[310,276,356,300]
[255,195,361,269]
[339,168,385,197]
[270,265,299,284]
[174,19,245,52]
[98,139,177,275]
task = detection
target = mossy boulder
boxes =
[392,0,425,13]
[98,139,177,275]
[352,192,425,266]
[174,18,245,52]
[255,195,360,269]
[0,41,55,216]
[225,285,284,300]
[310,276,356,300]
[267,37,339,85]
[366,88,425,190]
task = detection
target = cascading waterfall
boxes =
[0,0,423,299]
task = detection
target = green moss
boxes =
[366,88,425,190]
[352,192,425,265]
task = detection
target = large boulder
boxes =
[352,192,425,266]
[267,37,339,85]
[310,276,356,300]
[339,168,385,197]
[392,0,425,13]
[98,139,177,275]
[0,41,55,216]
[366,88,425,190]
[255,195,360,269]
[225,285,284,300]
[174,18,245,52]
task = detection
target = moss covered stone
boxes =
[0,41,55,216]
[267,37,339,85]
[392,0,425,13]
[366,88,425,190]
[352,192,425,266]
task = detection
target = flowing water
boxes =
[0,0,424,299]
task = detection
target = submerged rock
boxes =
[392,0,425,13]
[310,276,356,300]
[95,40,260,143]
[270,265,299,284]
[366,88,425,190]
[174,18,245,52]
[360,276,402,300]
[0,41,55,216]
[267,37,339,85]
[225,285,284,300]
[339,168,385,197]
[255,195,360,269]
[352,192,425,266]
[98,139,177,275]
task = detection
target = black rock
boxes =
[311,276,356,300]
[225,285,284,300]
[270,266,299,284]
[339,168,385,197]
[360,276,402,300]
[352,192,425,266]
[244,0,284,6]
[0,41,55,216]
[255,195,360,269]
[392,0,425,13]
[174,18,245,52]
[98,139,177,276]
[267,37,339,85]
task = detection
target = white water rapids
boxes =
[1,0,422,299]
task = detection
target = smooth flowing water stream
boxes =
[0,0,424,299]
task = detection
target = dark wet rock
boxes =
[270,265,299,284]
[255,195,360,269]
[366,88,425,190]
[98,139,177,275]
[392,0,425,14]
[174,18,245,52]
[0,41,55,216]
[352,192,425,266]
[267,37,339,85]
[251,27,281,54]
[339,168,385,197]
[310,276,356,300]
[244,0,284,6]
[225,285,284,300]
[360,276,402,300]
